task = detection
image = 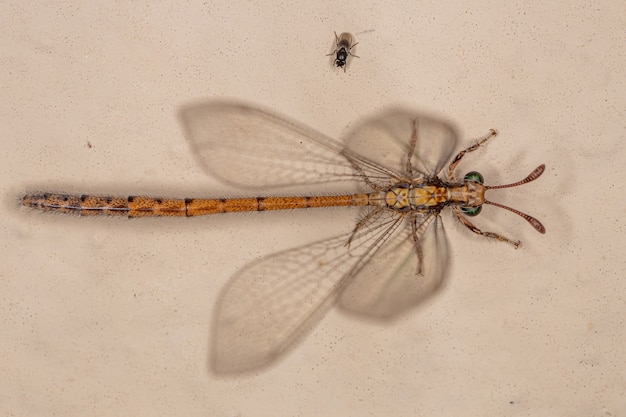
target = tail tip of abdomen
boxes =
[21,193,45,208]
[21,193,76,211]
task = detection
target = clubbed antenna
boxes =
[484,165,546,234]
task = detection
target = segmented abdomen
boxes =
[22,193,372,217]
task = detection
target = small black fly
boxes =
[327,31,359,71]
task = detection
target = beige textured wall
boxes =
[1,1,624,416]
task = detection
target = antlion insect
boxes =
[327,31,359,71]
[22,103,545,373]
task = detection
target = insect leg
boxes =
[447,129,498,181]
[346,206,384,248]
[348,44,359,59]
[410,214,425,275]
[326,31,340,56]
[405,118,420,178]
[451,206,520,248]
[341,152,385,191]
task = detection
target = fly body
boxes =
[328,31,359,71]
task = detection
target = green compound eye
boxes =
[461,206,482,216]
[463,171,484,184]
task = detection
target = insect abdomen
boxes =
[22,193,372,217]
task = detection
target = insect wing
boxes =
[180,102,361,194]
[338,212,449,319]
[211,210,407,374]
[343,110,458,182]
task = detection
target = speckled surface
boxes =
[1,2,624,416]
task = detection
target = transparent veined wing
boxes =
[211,208,449,374]
[337,212,449,319]
[180,101,397,194]
[180,102,458,194]
[342,109,458,182]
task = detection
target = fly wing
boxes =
[337,212,449,320]
[180,101,410,194]
[211,209,406,375]
[342,110,458,181]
